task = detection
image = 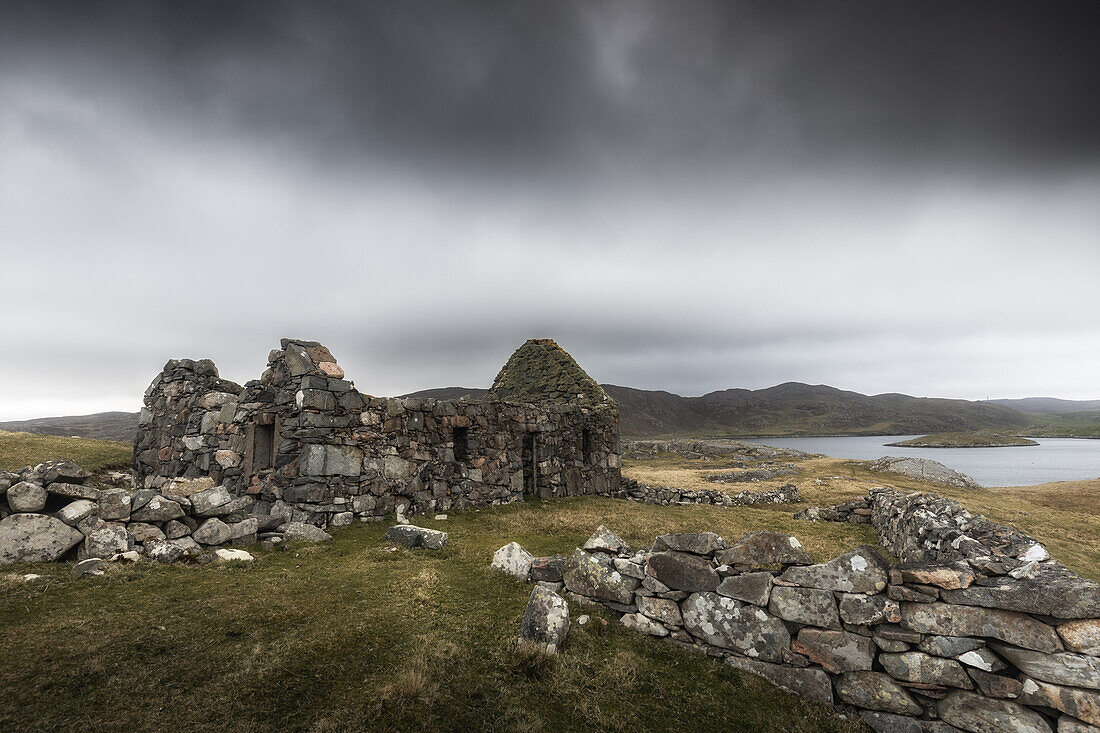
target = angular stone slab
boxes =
[1020,678,1100,727]
[718,530,812,567]
[621,612,669,637]
[969,668,1023,699]
[1060,620,1100,657]
[717,571,773,607]
[991,643,1100,690]
[492,542,534,580]
[653,532,725,555]
[891,561,976,590]
[917,635,983,658]
[840,593,901,626]
[835,671,923,715]
[778,546,888,593]
[646,551,719,592]
[282,522,332,543]
[725,655,833,706]
[878,651,972,689]
[519,585,569,653]
[8,482,47,513]
[767,586,840,629]
[637,595,683,627]
[56,499,97,527]
[939,690,1052,733]
[582,525,630,555]
[130,495,185,522]
[384,525,448,550]
[46,482,101,501]
[529,555,568,583]
[941,570,1100,619]
[193,518,231,545]
[563,549,639,605]
[43,460,90,485]
[793,628,875,673]
[97,489,131,521]
[681,592,790,662]
[190,485,233,516]
[0,514,84,564]
[901,602,1063,653]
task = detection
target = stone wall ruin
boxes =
[132,338,621,529]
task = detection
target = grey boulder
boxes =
[718,530,813,566]
[563,548,639,605]
[7,482,47,513]
[778,545,888,593]
[281,522,333,543]
[939,689,1053,733]
[518,585,570,653]
[0,513,84,564]
[384,524,447,550]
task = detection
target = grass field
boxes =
[0,430,132,472]
[4,435,1099,731]
[883,432,1038,448]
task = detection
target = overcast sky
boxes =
[1,1,1099,420]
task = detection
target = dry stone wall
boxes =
[499,525,1100,732]
[0,460,329,566]
[614,476,800,507]
[133,338,620,530]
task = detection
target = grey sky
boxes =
[2,1,1098,420]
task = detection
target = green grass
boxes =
[0,430,132,472]
[1,499,867,733]
[1017,411,1100,438]
[883,432,1038,448]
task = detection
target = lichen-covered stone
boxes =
[717,571,773,607]
[582,525,630,555]
[878,651,973,689]
[725,656,833,705]
[645,551,719,592]
[940,689,1054,733]
[519,585,570,653]
[840,593,901,625]
[653,532,725,555]
[680,592,790,662]
[835,671,923,715]
[563,549,639,604]
[621,612,669,637]
[767,586,840,629]
[637,596,682,627]
[793,628,875,673]
[992,644,1100,690]
[492,542,534,580]
[0,514,84,564]
[778,545,888,593]
[901,602,1063,653]
[7,482,47,513]
[1059,620,1100,657]
[385,525,448,550]
[718,530,812,566]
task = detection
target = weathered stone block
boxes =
[519,586,570,652]
[940,689,1053,732]
[718,530,812,567]
[717,571,773,607]
[0,514,84,564]
[901,602,1063,653]
[492,542,534,580]
[793,628,875,673]
[680,592,790,662]
[563,549,639,604]
[840,593,901,625]
[835,671,923,715]
[653,532,725,555]
[646,551,719,592]
[8,482,47,513]
[778,546,888,593]
[637,595,683,627]
[768,586,840,629]
[878,651,972,689]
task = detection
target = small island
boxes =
[885,432,1039,448]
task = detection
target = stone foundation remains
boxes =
[499,524,1100,732]
[614,477,800,507]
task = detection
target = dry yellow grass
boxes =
[624,454,1100,582]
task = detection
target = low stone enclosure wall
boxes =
[0,460,334,566]
[499,517,1100,732]
[614,476,800,507]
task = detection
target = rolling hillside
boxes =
[989,397,1100,414]
[7,385,1100,441]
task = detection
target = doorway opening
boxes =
[253,422,275,472]
[453,426,469,461]
[522,433,537,496]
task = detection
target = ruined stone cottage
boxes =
[132,338,621,527]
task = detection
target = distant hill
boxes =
[10,384,1100,443]
[605,382,1035,437]
[0,411,140,443]
[399,387,490,401]
[405,381,1045,438]
[988,397,1100,414]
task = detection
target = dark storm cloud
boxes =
[3,0,1098,175]
[1,1,1099,419]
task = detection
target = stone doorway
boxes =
[522,433,537,496]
